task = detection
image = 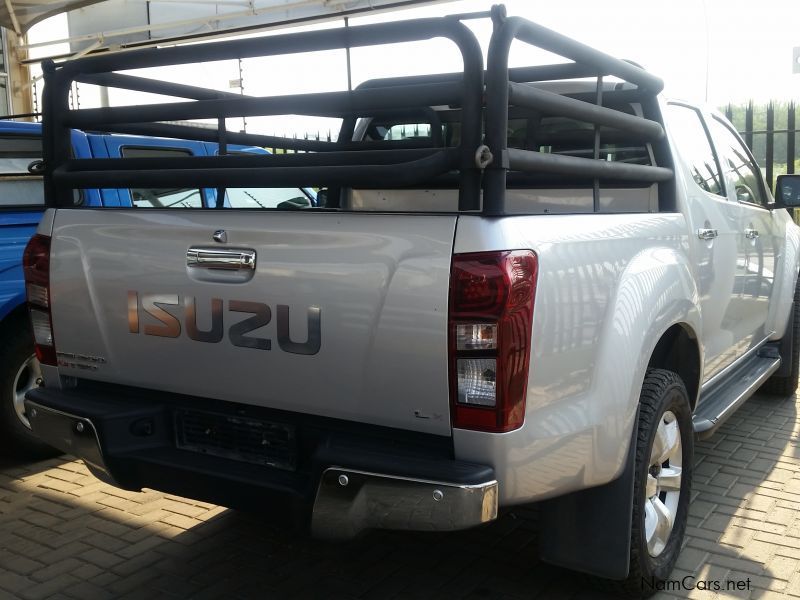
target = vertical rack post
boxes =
[483,4,511,215]
[42,60,74,207]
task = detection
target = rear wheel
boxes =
[613,369,693,598]
[0,325,57,458]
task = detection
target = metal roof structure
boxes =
[0,1,104,34]
[3,0,446,64]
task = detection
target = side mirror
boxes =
[315,188,327,207]
[774,174,800,211]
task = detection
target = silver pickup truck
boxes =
[23,5,800,596]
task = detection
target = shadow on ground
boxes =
[1,391,797,599]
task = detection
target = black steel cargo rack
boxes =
[42,4,674,214]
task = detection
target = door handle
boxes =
[187,247,256,270]
[697,228,718,240]
[744,228,759,239]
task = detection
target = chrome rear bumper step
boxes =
[312,468,498,539]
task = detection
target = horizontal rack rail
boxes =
[42,3,673,214]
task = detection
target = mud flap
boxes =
[774,302,795,377]
[538,410,638,580]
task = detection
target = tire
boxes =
[762,277,800,396]
[611,369,694,598]
[0,324,58,458]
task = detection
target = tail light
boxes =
[449,250,537,432]
[23,234,57,366]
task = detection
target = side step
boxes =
[693,351,780,440]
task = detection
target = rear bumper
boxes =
[25,384,497,538]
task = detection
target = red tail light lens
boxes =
[449,251,537,432]
[23,234,57,366]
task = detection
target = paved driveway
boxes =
[1,390,799,600]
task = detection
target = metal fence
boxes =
[264,131,331,155]
[724,101,799,191]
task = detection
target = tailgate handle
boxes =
[187,247,256,271]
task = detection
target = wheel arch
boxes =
[647,323,702,411]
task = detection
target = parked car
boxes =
[0,120,314,456]
[22,6,800,597]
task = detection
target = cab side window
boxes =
[709,118,768,207]
[665,105,724,196]
[0,135,44,208]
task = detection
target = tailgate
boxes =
[48,210,456,436]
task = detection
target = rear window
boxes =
[121,146,205,208]
[510,111,651,166]
[0,135,44,208]
[366,105,652,167]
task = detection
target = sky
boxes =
[24,0,800,138]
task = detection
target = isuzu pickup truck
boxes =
[23,5,800,596]
[0,120,314,457]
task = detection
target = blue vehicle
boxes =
[0,120,315,456]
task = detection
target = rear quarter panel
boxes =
[452,213,701,504]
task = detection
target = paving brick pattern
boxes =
[0,390,798,599]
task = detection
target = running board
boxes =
[693,352,780,440]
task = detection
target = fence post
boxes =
[745,101,754,151]
[789,102,796,175]
[766,102,774,190]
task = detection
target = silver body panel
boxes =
[47,210,456,436]
[452,212,702,502]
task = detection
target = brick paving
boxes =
[0,390,798,599]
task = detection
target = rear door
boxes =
[48,210,456,436]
